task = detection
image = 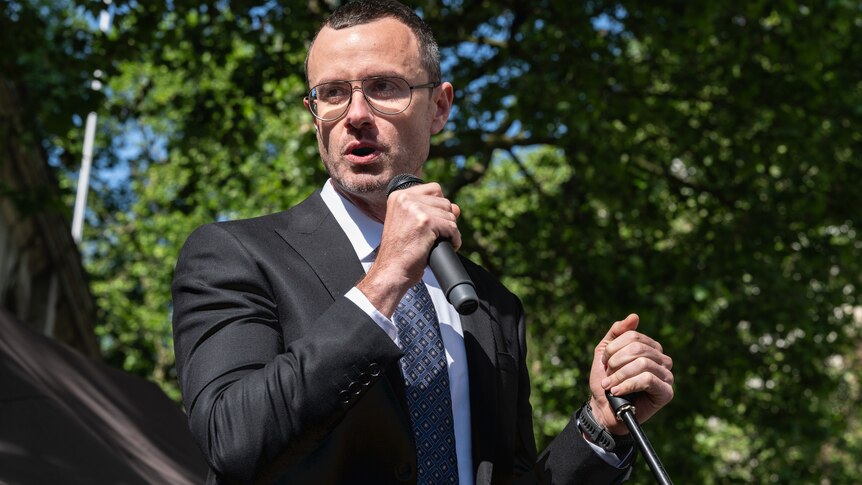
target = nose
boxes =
[344,85,374,128]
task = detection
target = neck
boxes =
[332,183,388,223]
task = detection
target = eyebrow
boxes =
[313,71,412,85]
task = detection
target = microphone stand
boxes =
[605,391,673,485]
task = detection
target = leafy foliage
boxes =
[6,0,862,482]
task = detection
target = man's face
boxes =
[305,17,452,198]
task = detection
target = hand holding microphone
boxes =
[386,174,478,315]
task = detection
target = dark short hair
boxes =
[305,0,441,84]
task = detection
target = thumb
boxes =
[602,313,639,342]
[598,314,639,366]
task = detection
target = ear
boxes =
[429,81,454,135]
[303,96,321,133]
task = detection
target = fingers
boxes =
[603,330,664,366]
[601,353,674,396]
[600,327,673,393]
[608,372,675,410]
[387,183,461,243]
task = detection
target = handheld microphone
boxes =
[386,174,479,315]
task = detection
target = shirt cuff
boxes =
[585,439,635,469]
[345,287,399,344]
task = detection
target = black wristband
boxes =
[576,401,615,452]
[576,401,634,453]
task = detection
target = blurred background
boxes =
[2,0,860,483]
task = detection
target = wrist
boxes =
[589,395,627,435]
[576,401,634,453]
[356,266,414,317]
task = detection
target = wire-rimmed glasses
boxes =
[306,76,441,121]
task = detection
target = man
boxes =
[171,1,674,484]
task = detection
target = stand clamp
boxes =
[605,391,673,485]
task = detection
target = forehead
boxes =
[307,17,424,85]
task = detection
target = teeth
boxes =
[352,147,374,156]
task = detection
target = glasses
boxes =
[306,76,441,121]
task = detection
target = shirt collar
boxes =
[320,179,382,263]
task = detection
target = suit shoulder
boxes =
[180,211,285,247]
[214,210,291,235]
[182,190,325,245]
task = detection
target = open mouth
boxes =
[351,147,375,156]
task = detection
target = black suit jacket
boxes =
[171,191,631,484]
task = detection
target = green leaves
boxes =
[442,1,862,482]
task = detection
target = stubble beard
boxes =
[328,163,390,196]
[336,173,388,194]
[325,150,418,197]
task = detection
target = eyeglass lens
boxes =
[310,77,412,120]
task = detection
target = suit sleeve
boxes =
[171,223,402,483]
[511,307,634,484]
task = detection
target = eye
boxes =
[366,78,401,99]
[317,83,349,103]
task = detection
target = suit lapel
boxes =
[273,191,365,298]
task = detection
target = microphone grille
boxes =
[386,174,424,197]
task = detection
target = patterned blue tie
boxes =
[394,281,459,484]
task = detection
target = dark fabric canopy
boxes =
[0,309,207,484]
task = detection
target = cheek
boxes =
[405,120,432,149]
[393,112,431,142]
[316,124,335,151]
[398,125,431,162]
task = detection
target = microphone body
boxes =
[386,174,479,315]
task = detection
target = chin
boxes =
[335,173,390,195]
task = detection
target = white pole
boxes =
[71,111,97,243]
[71,0,112,244]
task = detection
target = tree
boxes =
[434,1,862,482]
[6,0,861,482]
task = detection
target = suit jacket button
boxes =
[347,381,363,396]
[368,362,381,376]
[395,463,413,482]
[339,390,351,404]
